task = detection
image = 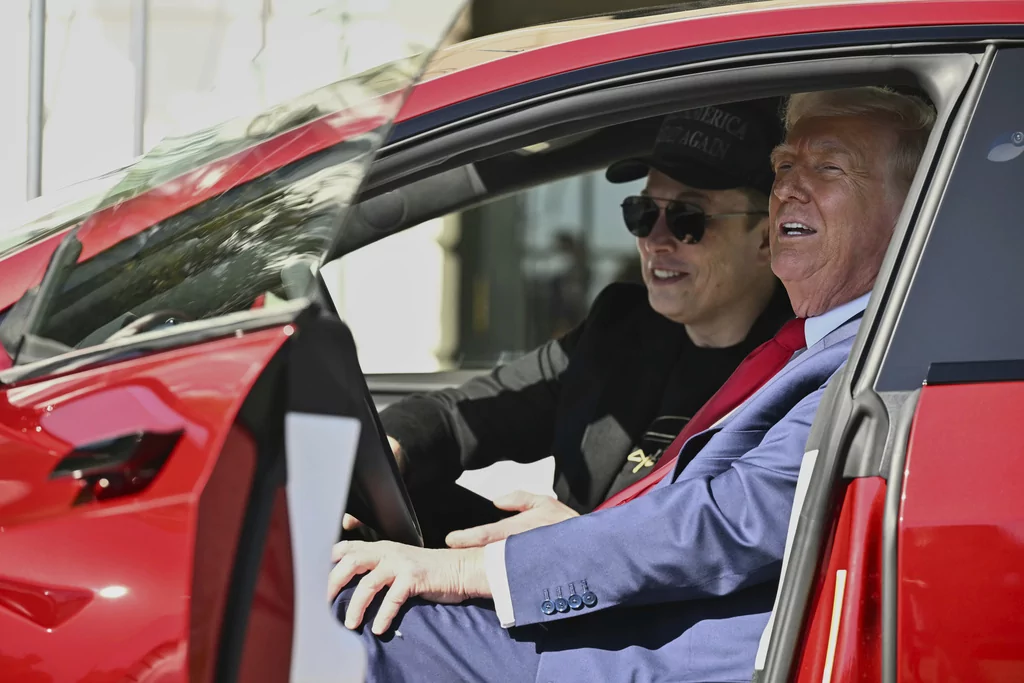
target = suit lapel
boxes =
[713,316,862,431]
[660,317,862,484]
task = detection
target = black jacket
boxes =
[380,282,794,513]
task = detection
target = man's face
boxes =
[769,115,905,317]
[636,170,772,327]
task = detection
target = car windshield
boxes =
[8,1,464,363]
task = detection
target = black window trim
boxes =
[925,358,1024,385]
[329,48,983,262]
[388,26,1024,148]
[370,43,992,194]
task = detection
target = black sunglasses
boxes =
[621,195,767,244]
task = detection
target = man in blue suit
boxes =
[328,87,936,682]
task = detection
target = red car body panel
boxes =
[898,381,1024,682]
[403,0,1024,121]
[0,327,290,682]
[794,477,885,682]
[189,423,259,682]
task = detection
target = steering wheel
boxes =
[287,308,423,548]
[343,377,424,548]
[108,310,193,341]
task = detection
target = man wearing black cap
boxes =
[355,99,793,548]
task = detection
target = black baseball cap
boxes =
[606,99,783,195]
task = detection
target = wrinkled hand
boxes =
[342,436,406,532]
[328,540,489,635]
[445,490,579,548]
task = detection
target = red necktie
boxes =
[596,317,806,510]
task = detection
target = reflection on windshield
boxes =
[0,167,130,260]
[97,57,420,219]
[0,58,416,266]
[38,137,372,350]
[13,0,466,362]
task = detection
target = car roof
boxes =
[419,0,857,82]
[398,0,1024,124]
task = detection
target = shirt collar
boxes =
[803,292,871,348]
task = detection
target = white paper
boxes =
[285,412,366,683]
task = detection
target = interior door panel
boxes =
[793,477,886,683]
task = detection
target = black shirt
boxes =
[603,337,755,499]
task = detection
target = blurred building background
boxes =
[0,0,656,380]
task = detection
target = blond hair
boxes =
[784,87,936,192]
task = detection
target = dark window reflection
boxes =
[37,138,374,350]
[448,170,643,368]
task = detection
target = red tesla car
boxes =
[3,1,1024,681]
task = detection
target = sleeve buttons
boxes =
[568,582,583,610]
[581,580,598,607]
[554,587,570,613]
[540,588,556,615]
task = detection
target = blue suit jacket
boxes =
[502,318,860,683]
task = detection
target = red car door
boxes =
[0,4,464,681]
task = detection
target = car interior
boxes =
[331,52,970,395]
[323,52,968,465]
[306,44,981,678]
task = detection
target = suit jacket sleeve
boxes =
[501,381,829,626]
[378,321,584,491]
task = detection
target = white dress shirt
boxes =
[803,293,870,348]
[484,292,872,627]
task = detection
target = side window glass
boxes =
[877,48,1024,391]
[327,170,646,374]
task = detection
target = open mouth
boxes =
[779,221,817,237]
[650,268,689,284]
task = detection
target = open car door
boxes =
[0,3,464,682]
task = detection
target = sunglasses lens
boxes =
[666,205,706,243]
[622,196,660,237]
